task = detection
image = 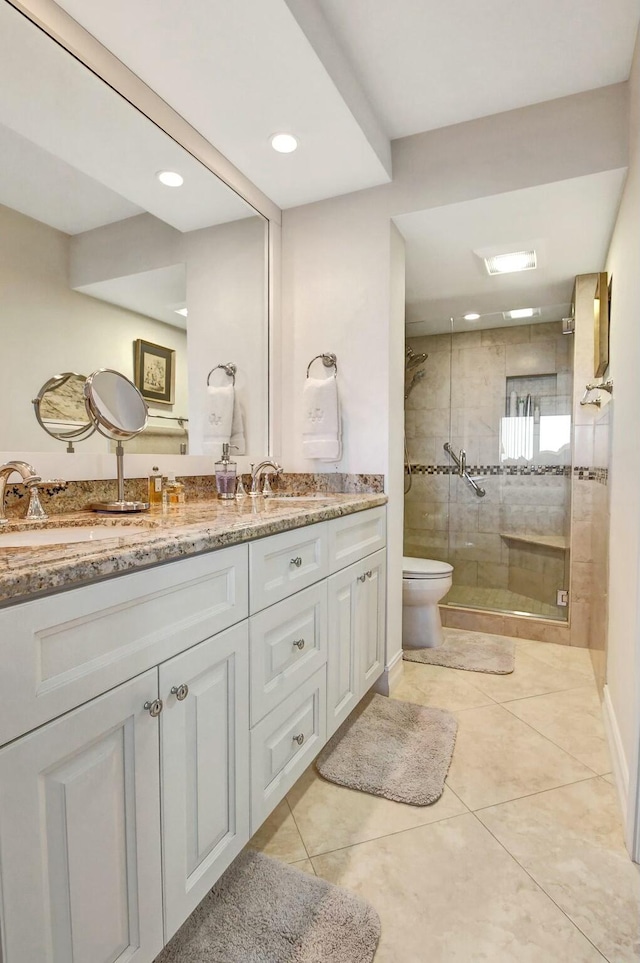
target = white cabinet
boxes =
[159,623,250,942]
[0,670,163,963]
[249,581,327,725]
[250,667,327,831]
[0,504,387,962]
[327,549,387,737]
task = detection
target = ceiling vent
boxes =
[484,250,537,275]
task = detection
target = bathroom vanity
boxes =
[0,495,386,962]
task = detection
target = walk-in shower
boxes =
[404,316,573,622]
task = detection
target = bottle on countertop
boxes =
[163,471,186,507]
[148,466,163,506]
[215,443,237,499]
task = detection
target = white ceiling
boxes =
[51,0,639,208]
[53,0,392,208]
[317,0,640,138]
[0,1,254,233]
[396,169,627,336]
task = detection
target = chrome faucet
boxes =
[250,460,283,496]
[0,461,47,525]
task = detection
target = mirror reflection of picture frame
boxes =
[594,271,611,378]
[134,339,175,406]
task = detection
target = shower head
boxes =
[406,350,428,371]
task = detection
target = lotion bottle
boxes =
[148,466,163,506]
[215,444,237,499]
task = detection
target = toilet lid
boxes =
[403,556,453,578]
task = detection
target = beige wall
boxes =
[605,27,640,853]
[1,204,188,453]
[281,84,629,688]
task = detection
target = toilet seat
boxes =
[403,556,453,579]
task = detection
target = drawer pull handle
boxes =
[357,574,367,583]
[171,683,189,701]
[366,570,373,579]
[290,556,303,567]
[293,732,305,746]
[144,699,163,718]
[293,638,306,650]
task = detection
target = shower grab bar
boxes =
[444,443,486,498]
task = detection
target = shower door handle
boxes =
[459,449,466,476]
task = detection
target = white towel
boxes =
[203,385,234,455]
[230,397,246,455]
[302,376,341,461]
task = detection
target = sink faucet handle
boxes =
[25,484,48,521]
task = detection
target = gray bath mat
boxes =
[403,628,515,674]
[155,849,380,963]
[316,693,457,806]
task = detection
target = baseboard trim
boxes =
[602,684,629,828]
[374,649,404,696]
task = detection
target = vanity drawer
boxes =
[0,545,248,746]
[249,582,327,726]
[328,506,386,573]
[249,522,328,613]
[250,666,326,832]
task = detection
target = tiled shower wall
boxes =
[403,274,608,650]
[405,320,572,619]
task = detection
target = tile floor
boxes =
[248,631,640,962]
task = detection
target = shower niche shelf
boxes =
[500,532,568,551]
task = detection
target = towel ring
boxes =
[207,363,237,386]
[306,353,338,378]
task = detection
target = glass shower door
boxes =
[444,317,572,621]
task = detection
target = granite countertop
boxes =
[0,493,387,607]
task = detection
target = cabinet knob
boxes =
[171,683,189,701]
[144,699,163,718]
[290,556,303,568]
[357,574,367,583]
[292,638,305,650]
[366,570,373,578]
[292,732,305,746]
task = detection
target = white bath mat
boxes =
[316,693,457,806]
[154,849,380,963]
[404,628,515,674]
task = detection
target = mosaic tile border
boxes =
[405,464,571,477]
[574,466,608,485]
[406,464,609,484]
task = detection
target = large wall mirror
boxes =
[0,2,269,469]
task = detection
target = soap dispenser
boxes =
[215,444,237,499]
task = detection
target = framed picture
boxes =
[134,339,175,405]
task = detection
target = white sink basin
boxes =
[0,525,148,547]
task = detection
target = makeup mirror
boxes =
[84,369,149,512]
[32,372,96,450]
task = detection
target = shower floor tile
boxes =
[445,583,563,619]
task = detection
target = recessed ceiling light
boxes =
[504,307,538,320]
[484,250,537,275]
[463,312,480,321]
[174,307,188,318]
[270,133,298,153]
[156,170,184,187]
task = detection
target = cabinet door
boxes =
[326,549,387,737]
[326,565,360,737]
[359,549,387,691]
[0,670,163,963]
[159,622,250,942]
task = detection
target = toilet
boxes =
[402,556,454,649]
